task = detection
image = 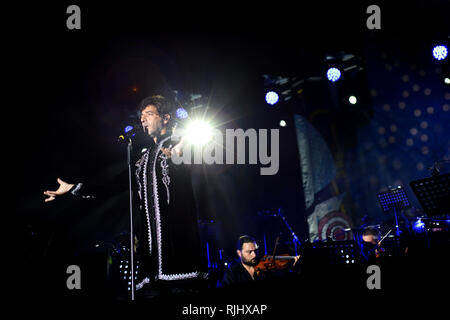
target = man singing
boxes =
[43,95,206,296]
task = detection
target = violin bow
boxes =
[270,235,280,262]
[378,228,393,246]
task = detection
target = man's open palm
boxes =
[43,178,74,202]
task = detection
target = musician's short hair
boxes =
[138,95,175,117]
[237,235,257,251]
[362,227,378,236]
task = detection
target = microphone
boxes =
[117,123,143,142]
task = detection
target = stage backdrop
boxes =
[296,40,450,242]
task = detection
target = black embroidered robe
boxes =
[134,135,205,285]
[71,134,205,288]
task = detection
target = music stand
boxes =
[409,173,450,216]
[377,186,411,236]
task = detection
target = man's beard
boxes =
[241,256,258,267]
[144,121,163,138]
[147,126,159,138]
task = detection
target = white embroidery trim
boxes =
[151,137,200,281]
[142,150,152,255]
[160,154,171,204]
[135,155,144,201]
[70,183,83,196]
[135,277,150,291]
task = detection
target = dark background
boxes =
[9,0,449,304]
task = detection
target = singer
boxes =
[43,95,207,297]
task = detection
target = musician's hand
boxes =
[171,137,186,158]
[161,147,173,158]
[161,137,187,159]
[43,178,74,202]
[293,255,301,266]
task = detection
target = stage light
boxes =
[432,45,448,60]
[348,96,358,104]
[186,120,213,146]
[176,107,189,119]
[412,218,426,233]
[279,120,287,127]
[265,91,279,105]
[119,125,136,140]
[444,77,450,84]
[326,67,341,82]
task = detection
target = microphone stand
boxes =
[126,138,136,301]
[277,208,301,256]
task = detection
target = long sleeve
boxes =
[221,268,237,287]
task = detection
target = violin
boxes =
[254,254,299,275]
[375,229,392,258]
[254,234,300,276]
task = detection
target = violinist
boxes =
[221,235,301,287]
[221,235,263,287]
[361,227,385,262]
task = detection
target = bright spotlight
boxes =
[348,96,357,104]
[432,45,448,60]
[176,107,189,119]
[279,120,287,127]
[265,91,279,105]
[327,67,341,82]
[412,218,426,233]
[444,77,450,84]
[186,120,213,146]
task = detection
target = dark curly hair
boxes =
[138,95,175,117]
[237,235,257,251]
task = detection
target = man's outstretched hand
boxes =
[43,178,74,202]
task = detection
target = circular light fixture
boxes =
[265,91,279,105]
[327,67,341,82]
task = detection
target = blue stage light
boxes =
[432,45,448,60]
[265,91,279,105]
[412,219,426,233]
[176,107,189,119]
[327,67,341,82]
[124,125,133,133]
